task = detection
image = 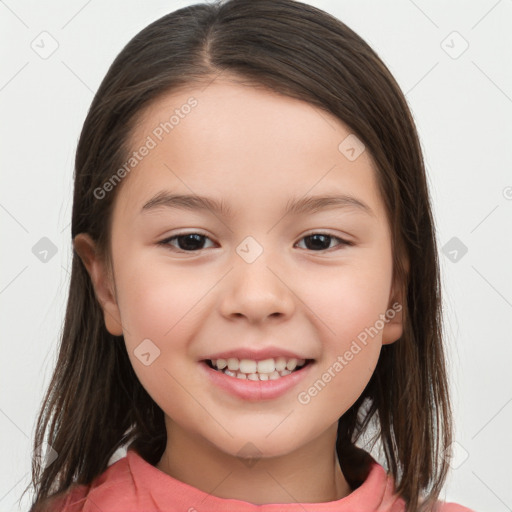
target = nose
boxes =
[219,252,296,324]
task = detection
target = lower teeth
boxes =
[220,367,299,381]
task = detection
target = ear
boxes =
[73,233,124,336]
[381,260,409,346]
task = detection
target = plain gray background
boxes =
[1,1,511,510]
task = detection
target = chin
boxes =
[207,429,307,462]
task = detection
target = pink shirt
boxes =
[48,449,475,511]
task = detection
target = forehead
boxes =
[114,79,386,225]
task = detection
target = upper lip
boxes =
[200,347,312,362]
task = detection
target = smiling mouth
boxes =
[203,357,314,381]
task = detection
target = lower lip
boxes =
[199,361,314,401]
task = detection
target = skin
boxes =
[74,78,406,504]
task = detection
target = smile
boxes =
[200,357,315,401]
[205,357,311,381]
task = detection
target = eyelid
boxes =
[299,229,353,242]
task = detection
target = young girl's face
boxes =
[79,77,404,461]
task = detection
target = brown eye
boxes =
[296,233,352,252]
[158,233,215,252]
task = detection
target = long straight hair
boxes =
[25,1,452,510]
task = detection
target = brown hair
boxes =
[24,1,452,510]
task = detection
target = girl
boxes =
[24,0,476,511]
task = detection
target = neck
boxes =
[155,419,352,504]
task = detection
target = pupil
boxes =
[178,234,204,251]
[306,234,330,250]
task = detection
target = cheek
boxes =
[116,258,206,342]
[293,259,389,407]
[296,273,384,418]
[298,262,391,348]
[114,255,218,368]
[115,262,206,415]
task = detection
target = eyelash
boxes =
[157,231,353,253]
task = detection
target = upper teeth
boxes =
[212,357,306,374]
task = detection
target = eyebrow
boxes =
[141,191,375,218]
